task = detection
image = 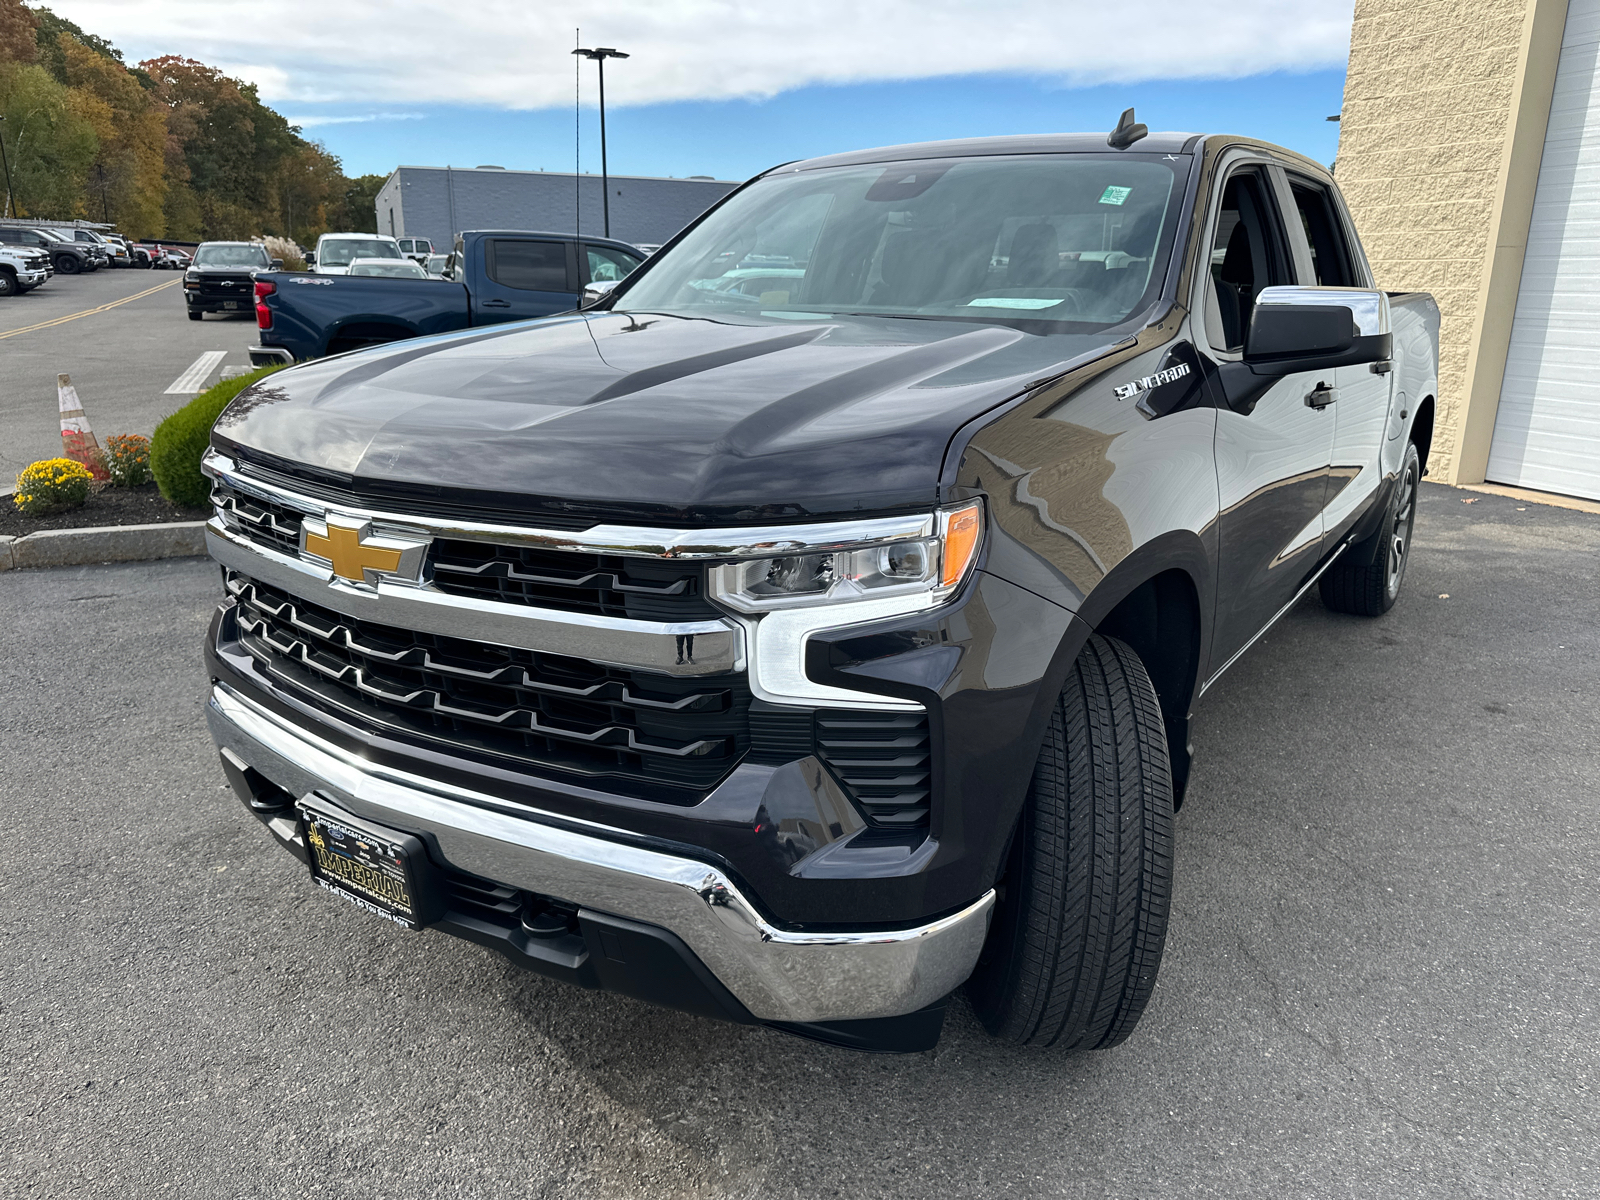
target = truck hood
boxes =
[216,311,1118,525]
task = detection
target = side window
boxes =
[1289,179,1356,287]
[585,244,642,283]
[486,239,570,291]
[1204,168,1292,354]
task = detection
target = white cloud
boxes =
[54,0,1354,109]
[285,113,427,128]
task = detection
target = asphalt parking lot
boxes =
[1,484,1596,1199]
[0,268,261,481]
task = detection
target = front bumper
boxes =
[207,680,994,1027]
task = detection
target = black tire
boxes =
[1319,441,1420,617]
[187,309,203,321]
[968,634,1174,1050]
[55,255,80,275]
[0,270,15,297]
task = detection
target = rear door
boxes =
[1282,171,1395,547]
[472,237,579,323]
[1204,159,1338,670]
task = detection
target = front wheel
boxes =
[1319,441,1420,617]
[0,271,15,297]
[968,634,1174,1050]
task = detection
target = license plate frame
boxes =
[222,300,241,310]
[297,796,440,930]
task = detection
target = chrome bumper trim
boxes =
[205,522,744,677]
[207,682,993,1022]
[248,345,294,365]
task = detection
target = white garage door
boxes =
[1489,0,1600,501]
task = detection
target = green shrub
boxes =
[151,365,286,508]
[13,458,93,514]
[104,434,153,487]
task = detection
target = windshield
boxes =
[194,244,271,267]
[319,238,401,267]
[349,259,428,278]
[615,154,1183,332]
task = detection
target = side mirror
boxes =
[1243,286,1391,375]
[580,279,620,309]
[270,258,283,269]
[303,252,316,266]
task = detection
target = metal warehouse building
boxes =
[373,166,739,253]
[1339,0,1600,504]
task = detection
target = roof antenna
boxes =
[1108,107,1148,150]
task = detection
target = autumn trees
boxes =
[0,2,372,242]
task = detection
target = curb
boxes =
[0,520,208,572]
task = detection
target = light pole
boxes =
[572,46,628,238]
[0,115,16,219]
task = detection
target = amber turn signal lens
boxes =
[941,503,983,588]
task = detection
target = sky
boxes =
[47,0,1356,181]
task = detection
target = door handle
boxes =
[481,298,511,308]
[1305,382,1338,409]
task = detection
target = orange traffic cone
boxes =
[58,372,109,480]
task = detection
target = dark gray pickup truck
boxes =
[202,120,1439,1054]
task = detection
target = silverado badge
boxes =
[1113,361,1191,402]
[299,516,429,587]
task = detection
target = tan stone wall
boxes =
[1337,0,1541,483]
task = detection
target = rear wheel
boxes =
[968,634,1174,1050]
[1319,441,1420,617]
[187,309,203,321]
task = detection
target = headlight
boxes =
[709,502,983,614]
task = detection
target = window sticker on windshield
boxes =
[968,297,1062,310]
[1099,186,1133,206]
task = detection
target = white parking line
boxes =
[164,350,228,395]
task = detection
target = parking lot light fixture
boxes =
[572,46,629,238]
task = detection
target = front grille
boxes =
[198,275,254,298]
[225,571,750,797]
[815,711,932,828]
[213,482,302,556]
[429,540,715,621]
[211,481,714,622]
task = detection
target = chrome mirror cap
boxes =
[1255,285,1390,336]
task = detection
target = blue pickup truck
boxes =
[248,230,645,364]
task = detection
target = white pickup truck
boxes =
[0,243,50,295]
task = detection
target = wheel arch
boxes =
[321,317,421,357]
[1019,530,1211,811]
[1082,557,1206,809]
[1410,394,1436,477]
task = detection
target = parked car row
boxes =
[0,223,104,279]
[0,221,218,297]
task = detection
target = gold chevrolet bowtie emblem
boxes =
[299,516,425,586]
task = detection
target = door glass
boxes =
[586,245,642,283]
[487,240,569,291]
[1204,170,1292,353]
[1289,180,1356,287]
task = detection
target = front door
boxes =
[473,237,580,323]
[1284,174,1396,545]
[1204,163,1338,670]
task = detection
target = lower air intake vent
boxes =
[814,711,932,829]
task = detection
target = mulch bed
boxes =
[0,481,206,538]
